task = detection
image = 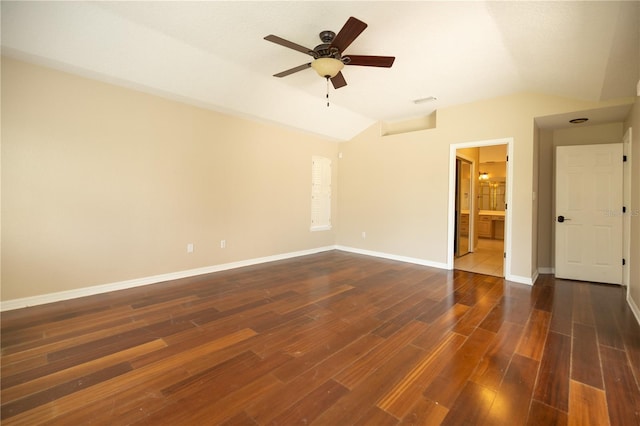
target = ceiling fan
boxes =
[264,16,395,90]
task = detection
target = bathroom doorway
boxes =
[449,140,511,278]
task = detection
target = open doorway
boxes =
[448,139,512,278]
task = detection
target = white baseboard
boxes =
[538,267,555,274]
[505,273,535,286]
[628,293,640,326]
[335,245,450,270]
[1,245,539,311]
[338,245,539,285]
[0,246,336,312]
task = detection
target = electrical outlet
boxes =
[187,243,194,253]
[220,240,226,249]
[361,232,366,239]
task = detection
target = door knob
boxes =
[557,215,570,223]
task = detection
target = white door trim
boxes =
[623,128,632,291]
[448,138,514,279]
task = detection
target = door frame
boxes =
[623,128,632,291]
[447,137,514,278]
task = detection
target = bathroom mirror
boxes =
[479,180,506,211]
[478,161,506,211]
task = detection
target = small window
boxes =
[311,156,331,231]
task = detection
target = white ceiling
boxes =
[2,1,638,140]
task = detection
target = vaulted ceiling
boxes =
[2,1,638,140]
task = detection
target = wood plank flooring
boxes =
[2,250,639,425]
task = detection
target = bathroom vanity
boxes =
[478,210,505,239]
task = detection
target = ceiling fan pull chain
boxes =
[326,77,330,107]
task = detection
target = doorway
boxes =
[448,139,512,278]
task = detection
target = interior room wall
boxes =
[536,122,625,272]
[532,125,540,276]
[2,55,636,304]
[479,145,507,163]
[337,93,634,283]
[1,57,339,301]
[536,128,554,271]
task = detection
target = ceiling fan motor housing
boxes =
[319,30,335,43]
[313,44,343,60]
[313,31,348,61]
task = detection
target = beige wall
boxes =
[2,56,637,304]
[532,124,540,276]
[1,57,339,301]
[337,93,634,281]
[536,128,554,270]
[624,97,640,313]
[536,122,625,270]
[479,145,507,163]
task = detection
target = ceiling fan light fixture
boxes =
[311,58,344,78]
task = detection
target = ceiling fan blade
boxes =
[264,35,314,56]
[345,55,395,67]
[330,17,367,52]
[331,72,347,89]
[274,63,312,77]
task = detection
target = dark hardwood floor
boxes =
[2,250,639,425]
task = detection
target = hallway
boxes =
[455,238,504,277]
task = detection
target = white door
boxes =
[555,143,623,284]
